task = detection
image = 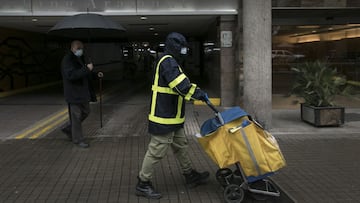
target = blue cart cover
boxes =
[200,107,248,136]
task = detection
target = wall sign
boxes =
[221,31,232,48]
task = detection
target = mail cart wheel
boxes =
[216,168,233,187]
[224,184,244,203]
[232,169,244,185]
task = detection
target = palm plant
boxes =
[291,61,347,107]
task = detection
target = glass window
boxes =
[272,24,360,94]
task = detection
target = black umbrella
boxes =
[48,13,126,40]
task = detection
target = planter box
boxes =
[301,103,345,127]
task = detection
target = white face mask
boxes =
[180,47,188,55]
[74,49,83,57]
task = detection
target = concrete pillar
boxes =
[242,0,272,127]
[236,0,244,106]
[219,16,236,107]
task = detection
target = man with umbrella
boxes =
[49,13,126,133]
[61,40,97,148]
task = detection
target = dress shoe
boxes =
[77,142,89,148]
[61,127,72,140]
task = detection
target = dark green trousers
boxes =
[139,128,192,181]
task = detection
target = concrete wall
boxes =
[219,16,237,106]
[0,28,130,91]
[0,28,64,91]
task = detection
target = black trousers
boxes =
[64,102,90,143]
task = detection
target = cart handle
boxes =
[204,95,225,125]
[205,97,218,113]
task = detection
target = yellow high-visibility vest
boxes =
[149,55,196,125]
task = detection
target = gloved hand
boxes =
[194,88,208,102]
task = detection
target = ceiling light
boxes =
[0,10,27,13]
[149,27,155,31]
[32,18,38,22]
[140,16,147,20]
[203,42,215,46]
[154,33,159,36]
[137,9,237,15]
[297,25,320,29]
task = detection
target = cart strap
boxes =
[240,128,261,176]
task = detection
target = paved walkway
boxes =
[0,78,359,202]
[0,103,291,203]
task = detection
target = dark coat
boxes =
[148,33,206,135]
[61,51,97,104]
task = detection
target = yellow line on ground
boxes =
[194,98,221,106]
[29,113,69,139]
[15,108,68,139]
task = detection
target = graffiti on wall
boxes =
[0,37,64,91]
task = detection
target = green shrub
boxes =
[291,61,347,107]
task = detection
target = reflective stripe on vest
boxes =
[185,83,197,100]
[151,85,177,95]
[149,55,185,125]
[169,73,187,89]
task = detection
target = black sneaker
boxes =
[184,169,210,188]
[135,177,162,199]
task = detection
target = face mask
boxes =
[180,47,188,55]
[74,49,83,57]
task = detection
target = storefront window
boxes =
[272,24,360,94]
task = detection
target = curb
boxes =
[0,81,61,98]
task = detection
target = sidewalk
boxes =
[269,108,360,203]
[0,81,359,202]
[0,96,293,203]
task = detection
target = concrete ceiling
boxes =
[272,8,360,38]
[273,8,360,26]
[0,8,360,41]
[0,0,237,41]
[0,15,219,41]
